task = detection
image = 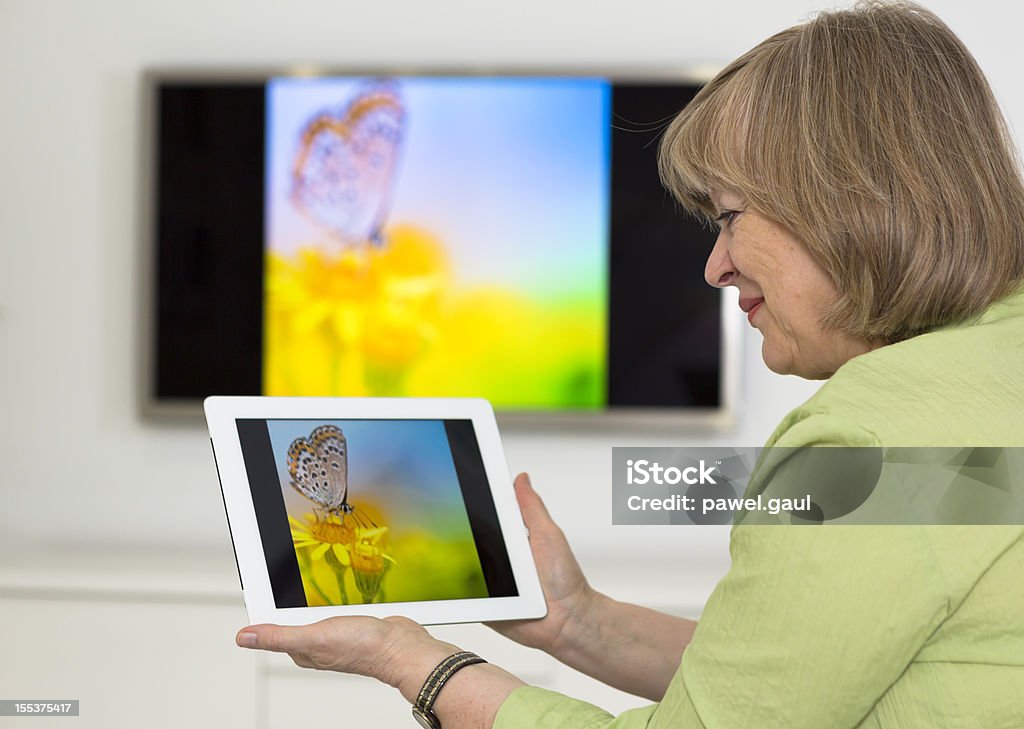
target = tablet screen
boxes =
[235,418,518,608]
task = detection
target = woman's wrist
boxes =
[539,591,697,701]
[377,619,464,703]
[547,584,607,662]
[392,642,465,704]
[379,618,527,726]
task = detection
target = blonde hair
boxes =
[659,1,1024,342]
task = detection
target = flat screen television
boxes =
[146,70,740,423]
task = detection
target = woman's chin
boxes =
[761,342,830,380]
[760,341,794,376]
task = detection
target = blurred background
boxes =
[2,0,1019,726]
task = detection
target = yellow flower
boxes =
[350,526,398,603]
[290,514,397,604]
[290,513,354,567]
[265,225,450,396]
[265,222,604,406]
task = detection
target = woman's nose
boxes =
[705,232,737,288]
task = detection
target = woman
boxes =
[235,2,1024,726]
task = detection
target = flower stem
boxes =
[324,548,350,605]
[335,570,349,605]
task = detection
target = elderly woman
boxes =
[235,2,1024,726]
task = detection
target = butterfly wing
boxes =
[310,425,348,512]
[290,81,405,244]
[287,437,335,511]
[344,84,405,245]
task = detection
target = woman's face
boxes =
[706,190,875,379]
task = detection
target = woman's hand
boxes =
[236,615,456,696]
[485,473,597,655]
[486,473,698,702]
[236,616,527,725]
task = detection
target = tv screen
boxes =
[150,72,735,417]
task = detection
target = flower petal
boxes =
[312,542,331,560]
[359,527,388,544]
[332,543,351,566]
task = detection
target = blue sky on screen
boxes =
[266,418,468,523]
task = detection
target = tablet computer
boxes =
[205,396,546,626]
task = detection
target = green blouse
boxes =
[493,287,1024,728]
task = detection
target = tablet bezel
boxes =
[205,396,546,626]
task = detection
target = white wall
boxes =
[1,0,1020,598]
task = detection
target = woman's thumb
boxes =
[513,472,553,529]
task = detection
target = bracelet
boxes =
[411,651,487,729]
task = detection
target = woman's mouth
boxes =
[740,297,765,324]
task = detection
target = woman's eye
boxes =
[715,210,741,228]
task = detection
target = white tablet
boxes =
[205,396,546,626]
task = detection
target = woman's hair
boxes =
[659,0,1024,342]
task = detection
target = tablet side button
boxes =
[211,438,244,591]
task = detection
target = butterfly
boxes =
[287,424,350,513]
[287,425,378,530]
[290,80,406,247]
